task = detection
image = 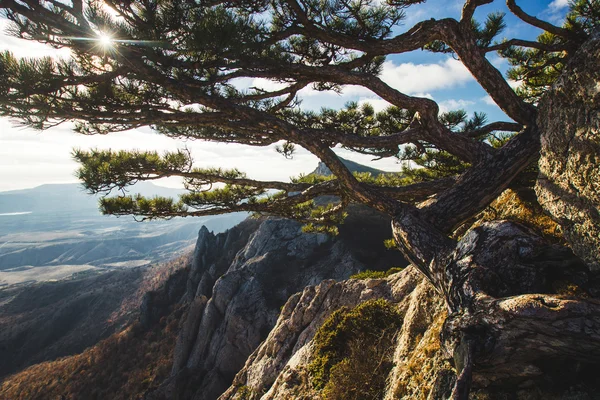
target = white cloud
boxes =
[296,58,472,111]
[548,0,569,11]
[437,99,475,114]
[0,20,71,59]
[481,95,496,106]
[380,58,473,95]
[507,79,523,89]
[0,118,324,191]
[249,78,289,92]
[357,98,393,113]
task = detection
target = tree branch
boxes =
[485,38,569,53]
[506,0,578,41]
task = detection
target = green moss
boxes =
[308,299,402,399]
[236,385,253,400]
[349,266,404,280]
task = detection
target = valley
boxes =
[0,183,246,286]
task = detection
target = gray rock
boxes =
[219,267,427,400]
[152,206,406,400]
[536,32,600,271]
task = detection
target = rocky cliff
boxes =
[220,222,599,400]
[148,206,406,400]
[2,204,598,399]
[536,31,600,271]
[220,268,446,400]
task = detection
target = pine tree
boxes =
[1,1,599,398]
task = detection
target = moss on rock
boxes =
[308,299,402,399]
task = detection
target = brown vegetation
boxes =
[0,255,191,400]
[0,309,182,400]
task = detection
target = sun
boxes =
[98,32,113,48]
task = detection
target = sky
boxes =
[0,0,569,192]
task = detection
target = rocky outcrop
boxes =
[218,222,600,400]
[150,207,406,400]
[219,268,432,400]
[536,32,600,271]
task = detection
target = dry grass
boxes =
[480,188,563,242]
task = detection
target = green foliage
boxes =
[282,102,413,157]
[398,111,489,183]
[503,0,600,102]
[182,185,266,208]
[73,149,191,194]
[309,299,402,398]
[297,202,348,235]
[236,385,254,400]
[291,170,406,187]
[100,195,186,218]
[349,267,405,280]
[1,0,595,226]
[275,141,296,159]
[384,238,398,250]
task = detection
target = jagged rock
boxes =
[536,32,600,271]
[219,221,599,400]
[219,267,448,400]
[150,207,405,400]
[171,295,208,374]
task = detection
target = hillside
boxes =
[0,254,189,380]
[311,156,389,177]
[0,204,407,399]
[1,187,599,400]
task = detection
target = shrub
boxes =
[309,299,402,399]
[349,267,404,280]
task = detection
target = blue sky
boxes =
[0,1,569,191]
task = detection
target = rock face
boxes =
[219,221,599,400]
[150,207,406,400]
[536,32,600,271]
[219,267,451,400]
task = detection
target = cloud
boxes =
[357,98,393,113]
[0,119,323,191]
[0,20,70,59]
[380,58,474,95]
[481,95,496,106]
[548,0,569,11]
[437,99,475,114]
[296,58,473,111]
[507,79,523,89]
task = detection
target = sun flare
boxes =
[98,33,113,47]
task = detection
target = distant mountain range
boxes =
[0,157,392,285]
[311,156,390,176]
[0,182,186,214]
[0,182,246,282]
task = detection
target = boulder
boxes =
[536,32,600,271]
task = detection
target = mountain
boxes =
[0,205,408,399]
[0,181,185,214]
[3,158,597,400]
[311,156,389,177]
[0,182,247,282]
[1,204,599,399]
[0,254,189,379]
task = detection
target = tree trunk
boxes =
[391,32,600,399]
